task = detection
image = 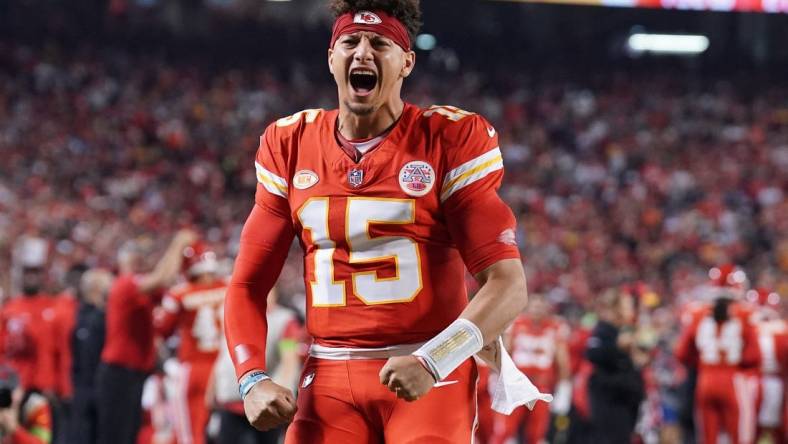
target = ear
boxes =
[401,50,416,78]
[328,48,334,75]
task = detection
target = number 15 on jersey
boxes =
[297,197,423,307]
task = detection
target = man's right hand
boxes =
[244,379,297,431]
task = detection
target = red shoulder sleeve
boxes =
[224,203,295,379]
[674,316,699,368]
[740,314,761,369]
[154,291,182,338]
[254,123,291,216]
[438,112,520,275]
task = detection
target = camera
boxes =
[0,388,11,409]
[0,366,19,409]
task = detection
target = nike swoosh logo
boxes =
[433,380,459,388]
[487,127,496,138]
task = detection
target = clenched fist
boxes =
[379,355,436,402]
[244,379,297,431]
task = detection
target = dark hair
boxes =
[329,0,422,43]
[713,297,733,323]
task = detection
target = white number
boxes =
[275,109,321,127]
[423,105,473,122]
[298,198,422,307]
[298,198,346,307]
[696,317,743,365]
[512,334,555,369]
[192,305,221,352]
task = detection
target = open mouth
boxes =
[349,69,378,96]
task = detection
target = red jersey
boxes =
[52,293,78,398]
[156,279,227,363]
[0,295,57,392]
[101,274,160,372]
[756,318,788,376]
[675,302,760,372]
[226,103,520,375]
[507,315,568,388]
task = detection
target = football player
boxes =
[675,280,761,444]
[490,293,571,444]
[224,0,543,442]
[156,242,227,444]
[747,288,786,444]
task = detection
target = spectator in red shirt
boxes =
[0,267,57,395]
[96,229,196,444]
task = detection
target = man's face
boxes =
[329,31,415,116]
[21,268,44,296]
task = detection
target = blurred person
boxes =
[155,242,227,444]
[0,266,57,394]
[490,293,571,444]
[208,288,302,444]
[224,0,550,441]
[585,288,646,444]
[0,365,52,444]
[69,268,113,444]
[676,264,751,444]
[564,312,596,444]
[675,283,761,444]
[747,288,787,444]
[96,229,197,444]
[50,263,86,444]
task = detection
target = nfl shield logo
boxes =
[348,169,364,188]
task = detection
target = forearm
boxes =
[224,204,294,379]
[459,258,527,345]
[138,233,190,293]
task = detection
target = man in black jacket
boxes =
[70,268,112,444]
[585,288,645,444]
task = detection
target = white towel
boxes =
[476,337,554,415]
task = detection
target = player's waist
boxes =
[309,342,426,360]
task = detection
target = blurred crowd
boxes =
[0,42,785,443]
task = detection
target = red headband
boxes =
[330,10,411,52]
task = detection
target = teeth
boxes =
[351,69,376,76]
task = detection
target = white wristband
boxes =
[413,318,484,381]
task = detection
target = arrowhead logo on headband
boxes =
[354,11,383,24]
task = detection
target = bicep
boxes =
[446,190,521,276]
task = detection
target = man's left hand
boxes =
[0,407,18,433]
[379,356,436,402]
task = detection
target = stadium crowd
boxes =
[0,42,785,444]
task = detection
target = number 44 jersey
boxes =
[250,103,521,350]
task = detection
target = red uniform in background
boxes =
[0,295,57,393]
[475,359,495,444]
[490,315,568,444]
[755,318,788,443]
[52,293,78,399]
[225,103,521,443]
[675,302,761,444]
[156,279,226,444]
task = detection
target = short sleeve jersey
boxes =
[507,315,569,386]
[676,302,760,372]
[158,280,227,363]
[252,103,520,348]
[101,275,158,372]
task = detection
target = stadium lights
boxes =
[416,34,437,51]
[627,33,709,55]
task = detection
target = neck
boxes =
[337,97,404,140]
